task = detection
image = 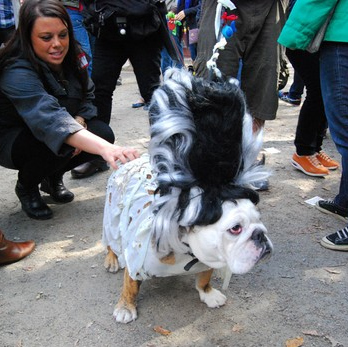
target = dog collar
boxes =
[184,257,199,271]
[182,242,200,271]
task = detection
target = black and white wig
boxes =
[148,68,269,256]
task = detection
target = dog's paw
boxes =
[198,288,227,308]
[113,305,137,324]
[104,251,119,273]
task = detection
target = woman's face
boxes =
[31,16,69,71]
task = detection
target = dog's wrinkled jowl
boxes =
[102,68,272,323]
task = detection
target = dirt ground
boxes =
[1,66,347,347]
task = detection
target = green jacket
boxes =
[278,0,348,50]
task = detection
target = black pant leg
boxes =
[11,120,114,187]
[286,49,327,155]
[129,34,162,104]
[92,38,128,124]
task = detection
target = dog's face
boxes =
[185,199,272,274]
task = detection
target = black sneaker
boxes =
[315,199,348,222]
[320,227,348,251]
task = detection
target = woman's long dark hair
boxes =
[0,0,89,95]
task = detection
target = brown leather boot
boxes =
[0,230,35,265]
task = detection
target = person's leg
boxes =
[219,0,286,124]
[319,43,348,251]
[193,0,218,78]
[73,37,120,179]
[11,130,72,189]
[189,43,197,61]
[286,49,333,176]
[171,34,184,69]
[66,8,93,76]
[129,34,162,105]
[161,47,172,75]
[11,130,71,219]
[11,121,114,218]
[92,38,128,124]
[289,70,305,100]
[286,49,326,156]
[320,42,348,207]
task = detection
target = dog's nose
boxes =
[251,228,268,246]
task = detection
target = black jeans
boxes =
[286,48,327,156]
[92,33,162,124]
[11,119,114,187]
[288,70,304,100]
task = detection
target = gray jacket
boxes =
[0,58,97,169]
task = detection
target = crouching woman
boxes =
[0,0,139,220]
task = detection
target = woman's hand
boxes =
[101,145,140,170]
[65,128,140,169]
[175,10,186,21]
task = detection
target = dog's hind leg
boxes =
[104,246,119,273]
[196,269,227,308]
[113,267,142,323]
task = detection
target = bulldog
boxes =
[102,68,272,323]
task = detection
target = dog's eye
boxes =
[227,224,242,235]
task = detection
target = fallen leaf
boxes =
[153,325,171,336]
[36,292,44,300]
[286,336,304,347]
[302,330,321,336]
[232,323,244,333]
[22,266,34,271]
[324,268,341,274]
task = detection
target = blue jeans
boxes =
[189,43,197,61]
[320,42,348,208]
[161,34,183,74]
[66,8,93,76]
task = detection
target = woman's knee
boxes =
[87,119,115,144]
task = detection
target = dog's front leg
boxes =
[113,267,141,323]
[196,269,226,308]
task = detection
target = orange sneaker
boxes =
[316,151,339,170]
[291,153,329,177]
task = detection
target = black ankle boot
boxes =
[71,159,109,179]
[40,176,74,203]
[15,181,53,220]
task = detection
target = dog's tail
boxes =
[149,68,269,255]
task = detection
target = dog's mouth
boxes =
[252,228,273,262]
[259,243,272,262]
